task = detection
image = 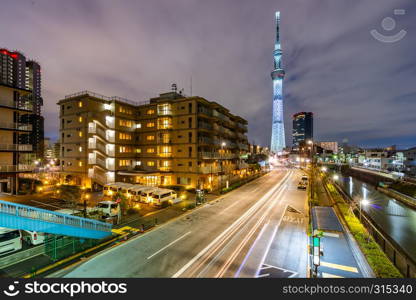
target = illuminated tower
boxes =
[270,11,285,153]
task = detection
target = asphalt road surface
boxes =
[57,169,309,278]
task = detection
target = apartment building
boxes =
[0,83,34,193]
[57,90,249,191]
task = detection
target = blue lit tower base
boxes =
[270,11,286,153]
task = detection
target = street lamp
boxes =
[333,174,339,181]
[219,142,226,192]
[360,199,369,222]
[321,166,327,172]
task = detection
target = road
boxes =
[57,169,309,278]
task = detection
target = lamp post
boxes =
[220,142,226,193]
[360,199,369,222]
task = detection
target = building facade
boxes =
[292,112,313,148]
[1,49,44,160]
[57,90,249,191]
[319,141,339,154]
[0,83,34,193]
[270,11,286,154]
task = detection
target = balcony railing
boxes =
[198,137,214,144]
[159,166,172,172]
[0,122,32,131]
[198,122,213,131]
[64,90,150,107]
[0,144,32,151]
[198,166,221,174]
[0,99,33,111]
[199,152,238,159]
[0,164,34,172]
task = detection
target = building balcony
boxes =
[0,164,34,173]
[198,137,214,145]
[198,122,213,131]
[158,166,172,172]
[198,166,221,174]
[0,144,32,152]
[199,152,238,159]
[0,122,32,132]
[0,98,33,112]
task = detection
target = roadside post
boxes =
[312,235,321,277]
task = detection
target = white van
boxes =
[97,201,120,218]
[127,185,147,202]
[0,228,22,255]
[140,187,159,203]
[22,230,46,245]
[151,189,178,206]
[103,183,119,197]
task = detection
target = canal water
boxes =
[336,174,416,262]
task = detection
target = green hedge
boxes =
[325,182,403,278]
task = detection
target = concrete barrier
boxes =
[377,187,416,209]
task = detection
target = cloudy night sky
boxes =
[1,0,415,149]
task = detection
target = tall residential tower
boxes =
[270,11,285,153]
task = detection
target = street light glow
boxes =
[361,199,370,206]
[333,174,339,180]
[321,166,327,172]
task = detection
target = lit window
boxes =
[119,160,131,167]
[78,161,83,167]
[136,148,142,153]
[136,123,142,129]
[147,109,155,115]
[79,116,83,122]
[119,119,133,127]
[147,148,155,153]
[79,146,82,152]
[147,161,155,166]
[119,133,132,140]
[78,131,83,137]
[146,135,155,141]
[78,101,83,108]
[146,122,155,128]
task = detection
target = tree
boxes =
[112,191,129,215]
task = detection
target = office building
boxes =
[292,112,313,148]
[57,90,249,191]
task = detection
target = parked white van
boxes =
[0,228,22,255]
[22,230,46,245]
[127,185,147,202]
[151,189,178,206]
[103,183,119,197]
[140,187,159,203]
[96,201,120,218]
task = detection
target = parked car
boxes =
[0,228,22,255]
[21,230,46,246]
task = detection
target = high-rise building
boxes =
[319,141,338,154]
[0,49,44,160]
[0,83,34,194]
[57,90,249,191]
[292,112,313,148]
[270,11,286,154]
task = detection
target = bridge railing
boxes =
[0,199,112,233]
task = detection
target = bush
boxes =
[126,208,140,215]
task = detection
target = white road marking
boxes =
[323,232,340,238]
[322,272,344,278]
[171,171,292,278]
[147,231,192,259]
[257,273,270,278]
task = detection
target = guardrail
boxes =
[0,199,112,238]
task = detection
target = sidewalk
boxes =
[312,173,374,278]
